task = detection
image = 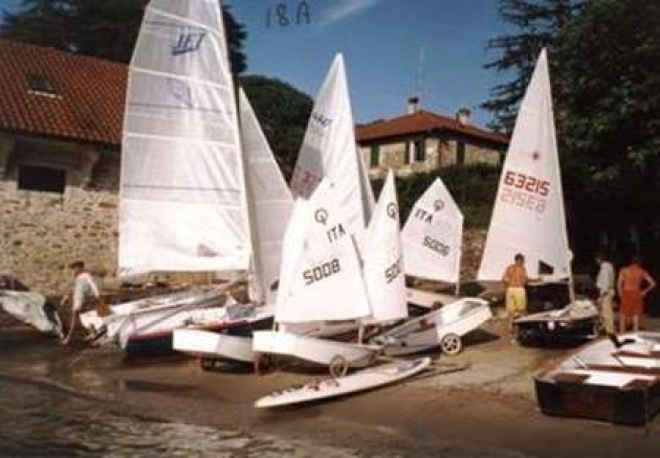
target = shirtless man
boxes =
[617,255,656,333]
[502,254,532,334]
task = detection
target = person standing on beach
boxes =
[502,253,532,335]
[595,252,616,334]
[61,261,105,345]
[617,255,656,333]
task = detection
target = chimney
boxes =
[456,107,471,126]
[407,96,420,114]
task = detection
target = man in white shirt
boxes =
[61,261,102,345]
[595,252,616,334]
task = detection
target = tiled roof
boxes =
[356,109,509,146]
[0,39,126,146]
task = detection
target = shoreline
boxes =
[1,319,660,457]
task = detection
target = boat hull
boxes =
[534,332,660,425]
[173,329,254,363]
[535,373,660,426]
[124,313,273,359]
[372,298,492,356]
[252,330,378,368]
[514,300,599,346]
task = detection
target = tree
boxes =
[554,0,660,276]
[0,0,247,73]
[482,0,582,132]
[240,75,313,181]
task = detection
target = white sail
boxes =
[239,88,293,305]
[402,178,463,284]
[290,53,375,245]
[478,49,571,281]
[119,0,251,275]
[362,170,407,322]
[275,180,371,324]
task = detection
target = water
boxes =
[0,328,360,458]
[0,376,362,458]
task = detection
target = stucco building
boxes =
[356,97,508,179]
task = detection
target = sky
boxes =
[0,0,512,128]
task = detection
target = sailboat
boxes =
[477,48,597,344]
[175,54,377,367]
[370,177,492,356]
[80,0,291,356]
[403,178,465,307]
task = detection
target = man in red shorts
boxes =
[617,255,656,333]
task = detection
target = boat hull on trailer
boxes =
[534,332,660,425]
[372,298,491,356]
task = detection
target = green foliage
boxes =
[372,164,501,229]
[0,0,248,73]
[240,75,313,181]
[483,0,582,132]
[554,0,660,283]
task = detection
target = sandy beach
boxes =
[2,312,659,457]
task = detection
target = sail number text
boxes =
[423,236,450,256]
[501,171,549,214]
[303,259,341,285]
[385,256,403,284]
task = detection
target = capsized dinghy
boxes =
[535,332,660,425]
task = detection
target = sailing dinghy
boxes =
[82,0,290,356]
[177,53,381,368]
[252,179,378,374]
[477,49,598,344]
[535,332,660,425]
[371,178,492,356]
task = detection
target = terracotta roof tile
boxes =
[356,109,509,146]
[0,39,126,146]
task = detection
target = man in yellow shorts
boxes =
[502,253,532,337]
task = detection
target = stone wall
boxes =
[0,134,120,295]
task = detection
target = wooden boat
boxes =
[535,332,660,425]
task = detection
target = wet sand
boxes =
[2,317,660,457]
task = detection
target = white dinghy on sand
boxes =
[252,179,378,374]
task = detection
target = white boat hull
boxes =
[405,287,458,309]
[255,357,432,408]
[173,329,254,363]
[252,330,378,368]
[372,298,492,356]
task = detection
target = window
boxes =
[18,165,66,193]
[369,144,380,167]
[413,139,426,162]
[404,142,411,165]
[457,141,466,165]
[26,73,57,95]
